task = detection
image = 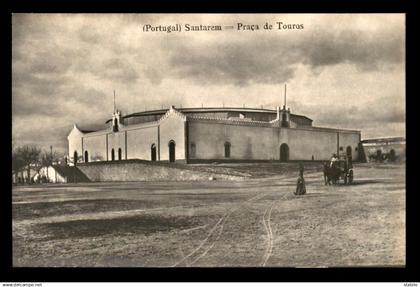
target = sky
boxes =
[12,14,405,154]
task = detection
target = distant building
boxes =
[36,165,67,183]
[361,137,406,162]
[12,166,38,184]
[68,104,361,164]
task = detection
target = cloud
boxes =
[11,14,405,153]
[78,26,102,44]
[143,66,164,85]
[99,58,140,82]
[28,51,73,74]
[168,40,299,86]
[300,29,404,71]
[292,94,405,130]
[167,28,404,86]
[72,56,140,84]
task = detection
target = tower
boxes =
[112,110,123,132]
[111,90,123,132]
[279,84,290,128]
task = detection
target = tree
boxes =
[12,149,26,179]
[39,150,64,182]
[14,145,41,183]
[40,150,62,167]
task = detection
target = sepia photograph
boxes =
[11,13,405,268]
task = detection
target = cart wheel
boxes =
[344,174,348,185]
[349,170,354,184]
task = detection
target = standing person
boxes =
[295,163,306,195]
[330,153,339,168]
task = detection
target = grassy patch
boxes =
[13,199,159,220]
[38,214,203,240]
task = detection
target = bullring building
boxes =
[68,104,361,164]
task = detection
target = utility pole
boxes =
[113,90,116,113]
[284,83,287,109]
[73,149,77,183]
[50,145,53,183]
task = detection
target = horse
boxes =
[323,162,341,185]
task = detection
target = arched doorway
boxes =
[224,142,231,158]
[169,140,176,163]
[280,143,289,162]
[346,146,352,159]
[111,149,115,161]
[118,148,122,160]
[74,151,78,165]
[84,151,89,163]
[151,144,157,161]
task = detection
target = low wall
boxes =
[77,160,244,182]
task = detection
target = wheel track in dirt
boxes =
[185,191,270,266]
[261,191,290,266]
[171,191,268,267]
[171,174,308,267]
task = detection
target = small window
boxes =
[339,146,343,151]
[113,118,119,132]
[190,143,196,158]
[111,149,115,161]
[151,144,157,161]
[118,148,122,160]
[281,113,289,127]
[84,151,89,163]
[224,142,231,158]
[282,113,287,121]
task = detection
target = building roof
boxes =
[80,129,95,133]
[105,107,313,124]
[361,137,405,143]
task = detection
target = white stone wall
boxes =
[338,132,360,159]
[159,113,186,161]
[188,121,277,160]
[108,131,126,160]
[83,134,107,162]
[67,126,84,164]
[126,125,159,160]
[188,121,360,161]
[279,128,336,161]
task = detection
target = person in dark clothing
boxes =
[295,163,306,195]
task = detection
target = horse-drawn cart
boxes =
[324,155,354,185]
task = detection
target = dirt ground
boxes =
[12,163,405,267]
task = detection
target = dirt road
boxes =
[12,163,405,267]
